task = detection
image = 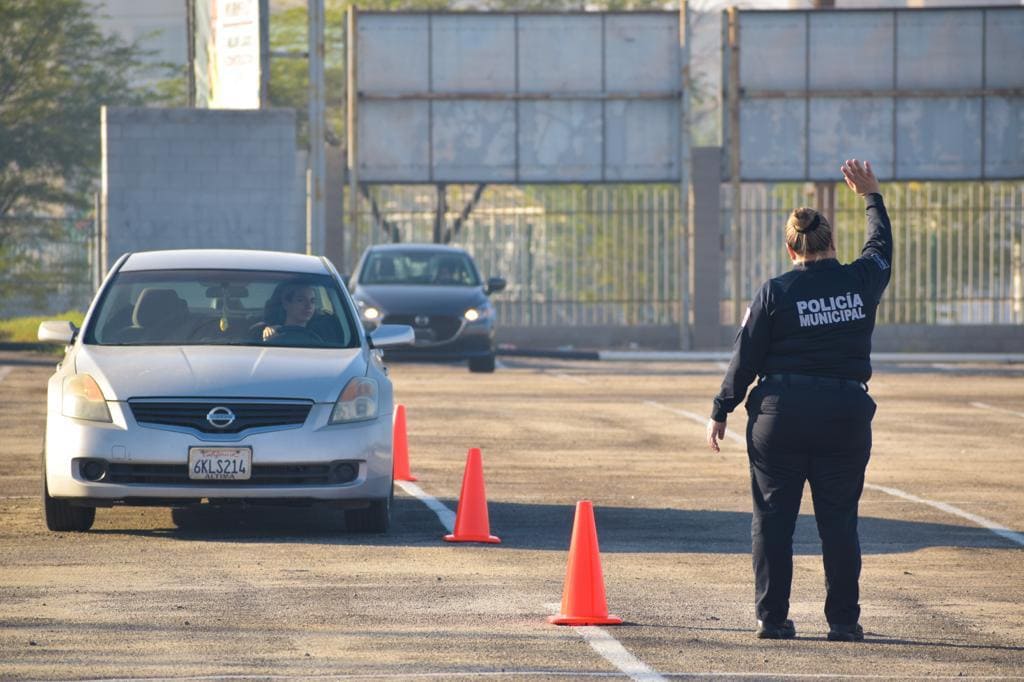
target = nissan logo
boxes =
[206,406,236,429]
[414,315,430,327]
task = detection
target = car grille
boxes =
[383,314,462,343]
[128,400,312,434]
[105,461,358,486]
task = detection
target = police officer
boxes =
[706,159,892,642]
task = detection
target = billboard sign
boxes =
[352,12,685,184]
[193,0,261,110]
[723,7,1024,181]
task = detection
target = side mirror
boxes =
[485,277,507,295]
[38,320,78,345]
[369,324,414,349]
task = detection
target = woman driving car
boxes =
[259,282,320,342]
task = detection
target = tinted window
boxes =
[359,251,480,286]
[85,269,359,348]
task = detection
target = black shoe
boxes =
[756,619,796,639]
[827,623,864,642]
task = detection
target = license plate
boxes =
[188,447,252,481]
[414,330,436,345]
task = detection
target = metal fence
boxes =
[6,181,1022,331]
[724,181,1024,326]
[352,180,1024,330]
[349,184,683,327]
[0,217,98,319]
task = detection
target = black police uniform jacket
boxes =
[712,193,893,423]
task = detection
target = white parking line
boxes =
[573,626,668,682]
[930,363,959,371]
[866,483,1024,547]
[551,371,590,384]
[395,480,455,532]
[0,366,12,382]
[644,399,1024,548]
[397,481,665,681]
[970,401,1024,419]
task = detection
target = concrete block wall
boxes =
[101,107,305,269]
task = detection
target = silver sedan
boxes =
[37,249,413,533]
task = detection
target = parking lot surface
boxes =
[1,350,1022,680]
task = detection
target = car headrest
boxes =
[133,288,187,327]
[377,259,396,277]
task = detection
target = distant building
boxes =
[86,0,187,68]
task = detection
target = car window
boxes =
[359,251,480,286]
[85,269,359,348]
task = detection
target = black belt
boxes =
[761,373,867,392]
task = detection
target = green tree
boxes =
[0,0,168,218]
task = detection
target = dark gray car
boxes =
[349,244,506,372]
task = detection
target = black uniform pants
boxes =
[744,375,876,626]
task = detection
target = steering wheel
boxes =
[265,324,324,344]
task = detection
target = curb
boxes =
[500,349,1024,364]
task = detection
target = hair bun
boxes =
[796,213,821,234]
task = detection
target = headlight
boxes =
[62,374,112,423]
[357,300,382,321]
[464,304,492,322]
[329,377,379,424]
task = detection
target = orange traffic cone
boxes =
[443,448,500,544]
[392,404,417,482]
[548,500,622,625]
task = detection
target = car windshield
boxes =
[85,269,360,348]
[359,251,481,286]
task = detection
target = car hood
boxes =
[75,345,367,403]
[354,284,486,315]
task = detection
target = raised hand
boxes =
[841,159,880,197]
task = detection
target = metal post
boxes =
[727,7,743,325]
[308,0,326,255]
[259,0,270,109]
[305,168,313,255]
[347,6,359,259]
[678,0,692,350]
[93,192,102,291]
[186,0,196,108]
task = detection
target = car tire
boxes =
[171,506,202,529]
[345,482,392,534]
[41,446,95,532]
[468,354,496,373]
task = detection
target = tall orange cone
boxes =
[443,448,500,544]
[548,500,622,625]
[392,404,417,482]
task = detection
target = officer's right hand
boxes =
[841,159,880,197]
[707,419,726,453]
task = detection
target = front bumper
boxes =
[377,320,495,360]
[45,403,393,503]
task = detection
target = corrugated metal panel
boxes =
[895,98,981,179]
[431,15,515,93]
[433,101,516,182]
[895,10,982,90]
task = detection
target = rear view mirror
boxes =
[486,277,506,295]
[38,320,78,345]
[369,324,414,349]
